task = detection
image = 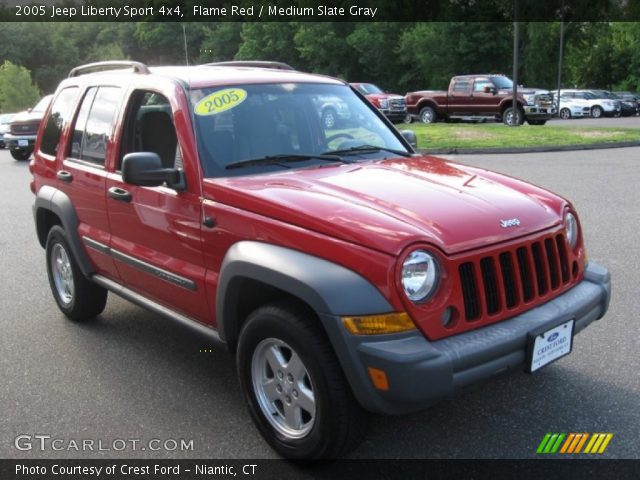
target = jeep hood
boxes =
[205,156,567,256]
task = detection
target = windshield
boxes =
[355,83,383,95]
[492,77,513,89]
[190,83,408,177]
[32,95,52,112]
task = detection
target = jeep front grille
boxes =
[458,233,571,322]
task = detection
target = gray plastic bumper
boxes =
[322,262,610,414]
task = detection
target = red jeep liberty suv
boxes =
[30,61,611,459]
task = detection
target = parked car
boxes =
[589,90,638,116]
[0,113,16,148]
[350,83,407,123]
[31,60,610,460]
[558,90,620,118]
[405,75,555,125]
[4,95,53,160]
[552,94,591,119]
[613,91,640,111]
[312,94,352,129]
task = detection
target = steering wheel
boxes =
[325,133,354,144]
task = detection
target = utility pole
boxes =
[556,7,566,113]
[511,0,520,126]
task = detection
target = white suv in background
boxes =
[553,93,592,119]
[559,90,620,118]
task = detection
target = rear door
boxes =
[105,88,210,324]
[447,78,473,115]
[55,85,121,278]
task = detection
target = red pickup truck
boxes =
[405,75,555,125]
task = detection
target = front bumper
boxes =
[323,262,610,414]
[380,109,408,123]
[3,133,37,151]
[523,105,556,120]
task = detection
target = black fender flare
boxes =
[33,185,95,278]
[216,241,393,344]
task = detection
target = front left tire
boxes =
[10,149,31,161]
[237,301,367,459]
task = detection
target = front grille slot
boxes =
[516,247,535,301]
[555,234,570,283]
[499,252,519,308]
[459,262,480,321]
[457,231,574,324]
[531,242,548,295]
[544,238,560,290]
[480,257,500,315]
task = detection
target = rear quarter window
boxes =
[40,87,79,156]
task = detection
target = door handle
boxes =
[56,170,73,183]
[108,186,132,203]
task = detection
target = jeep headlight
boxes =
[565,212,578,249]
[523,94,536,105]
[379,98,389,109]
[401,250,439,302]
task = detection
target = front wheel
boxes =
[502,107,524,125]
[419,106,436,124]
[10,149,31,161]
[46,226,107,321]
[591,105,603,118]
[237,302,367,459]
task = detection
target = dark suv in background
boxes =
[4,95,52,160]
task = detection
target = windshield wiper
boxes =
[225,153,352,170]
[322,145,412,158]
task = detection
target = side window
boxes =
[119,91,179,170]
[473,80,492,93]
[40,87,79,156]
[453,80,471,92]
[69,86,121,165]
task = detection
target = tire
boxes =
[502,106,524,125]
[528,120,547,126]
[10,149,31,161]
[591,105,603,118]
[419,106,436,124]
[45,225,107,321]
[237,301,368,459]
[321,108,337,129]
[403,113,413,124]
[559,108,572,120]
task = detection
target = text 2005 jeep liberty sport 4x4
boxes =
[30,61,611,459]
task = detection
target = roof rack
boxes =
[68,61,150,78]
[205,61,296,71]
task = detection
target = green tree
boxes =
[0,61,41,112]
[236,23,302,67]
[197,23,243,63]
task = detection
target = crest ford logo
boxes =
[536,433,613,454]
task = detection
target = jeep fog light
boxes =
[565,213,578,249]
[401,250,439,302]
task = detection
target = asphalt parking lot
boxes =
[1,146,638,460]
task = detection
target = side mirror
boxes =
[483,86,497,95]
[400,130,418,150]
[122,152,185,190]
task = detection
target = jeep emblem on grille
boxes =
[500,218,521,228]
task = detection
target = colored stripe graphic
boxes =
[537,433,613,454]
